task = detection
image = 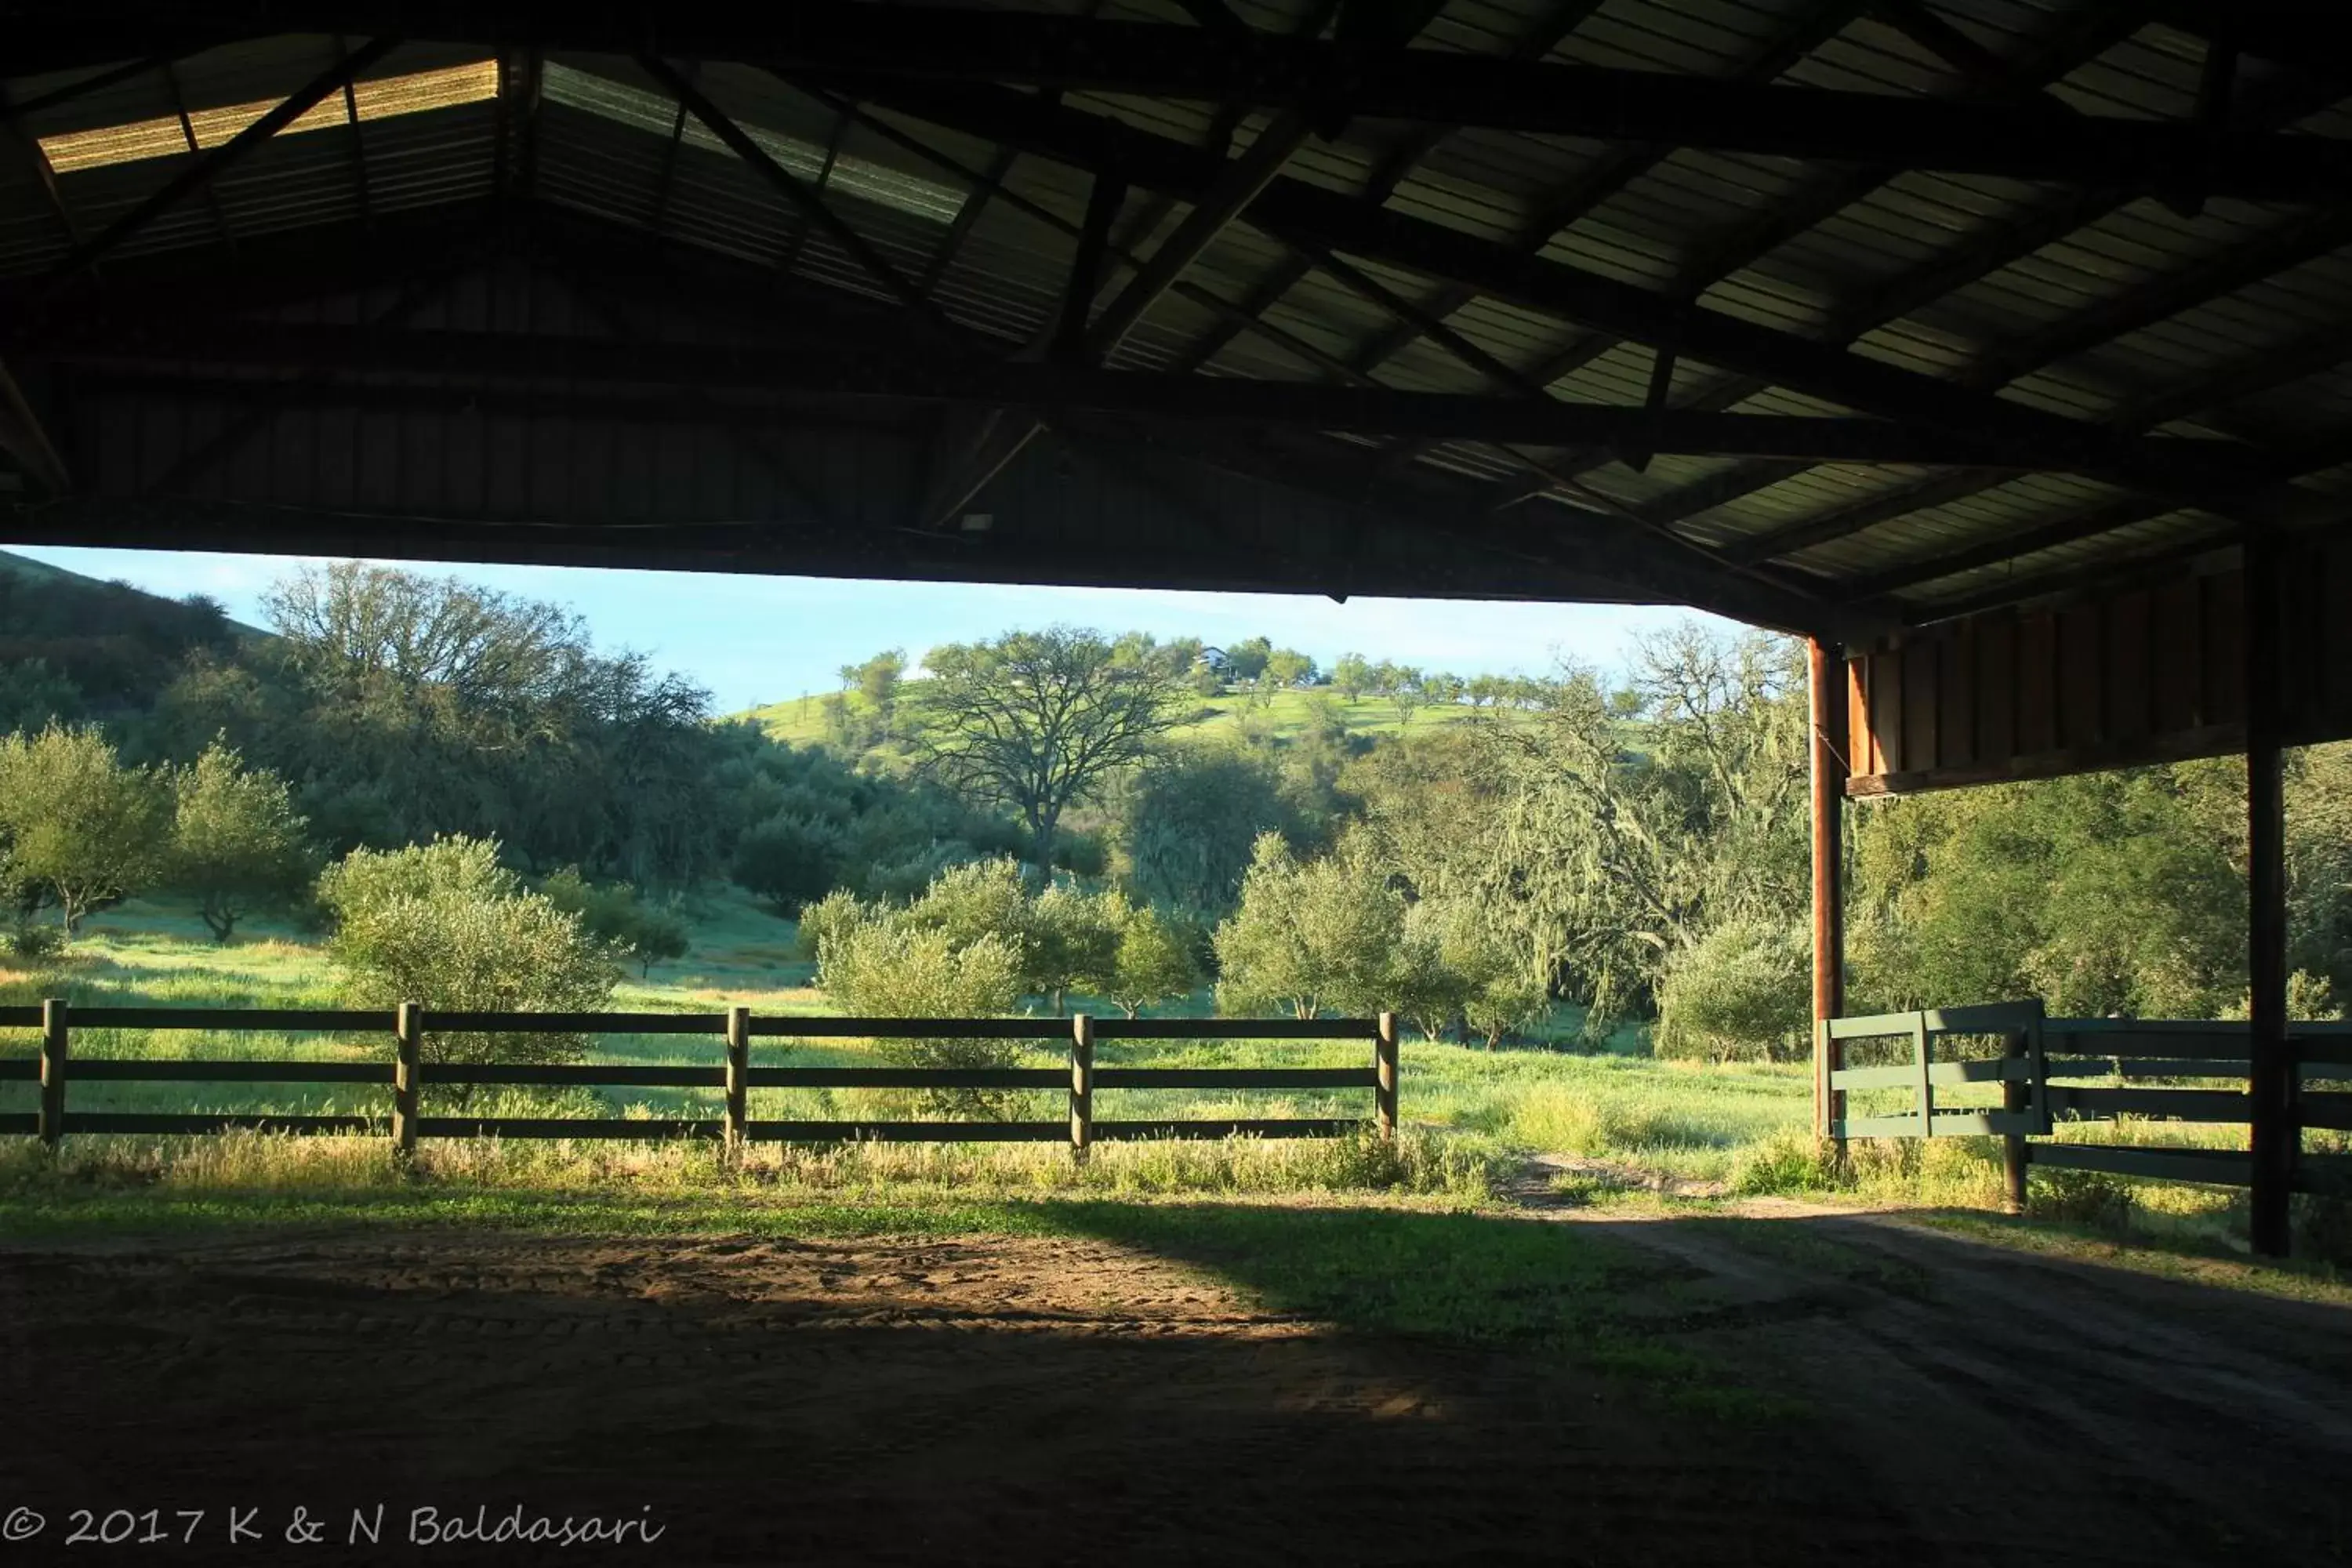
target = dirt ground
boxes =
[3,1200,2350,1566]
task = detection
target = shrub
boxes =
[2028,1167,2135,1228]
[541,867,690,977]
[793,887,872,963]
[1051,831,1109,878]
[817,920,1024,1116]
[902,857,1035,962]
[1651,913,1809,1063]
[732,813,845,914]
[5,923,64,964]
[318,836,619,1073]
[165,739,316,942]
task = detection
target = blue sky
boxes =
[6,544,1737,716]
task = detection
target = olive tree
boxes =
[0,724,173,935]
[1108,903,1202,1018]
[1651,913,1809,1063]
[1028,883,1124,1014]
[818,920,1024,1116]
[165,739,315,942]
[1213,833,1402,1019]
[318,836,619,1071]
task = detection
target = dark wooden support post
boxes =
[38,997,67,1147]
[724,1005,750,1158]
[393,1000,420,1163]
[2002,1029,2030,1215]
[1375,1012,1399,1142]
[1069,1013,1094,1161]
[1809,638,1848,1145]
[2246,536,2292,1258]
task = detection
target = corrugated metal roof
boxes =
[2,1,2347,629]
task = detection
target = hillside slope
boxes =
[0,546,272,718]
[0,548,271,641]
[738,682,1496,746]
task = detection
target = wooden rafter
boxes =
[1170,0,1599,377]
[1339,0,1874,383]
[1610,48,2352,549]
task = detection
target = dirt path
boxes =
[1542,1192,2352,1565]
[2,1198,2347,1565]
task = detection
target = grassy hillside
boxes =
[0,547,271,641]
[739,682,1499,746]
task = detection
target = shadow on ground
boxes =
[2,1199,2349,1564]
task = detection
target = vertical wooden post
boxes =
[2001,1030,2029,1215]
[1069,1013,1094,1161]
[1809,638,1849,1146]
[724,1005,750,1158]
[393,1000,420,1163]
[1910,1012,1934,1135]
[1375,1012,1399,1142]
[2246,536,2292,1258]
[38,997,67,1147]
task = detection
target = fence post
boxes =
[38,997,67,1147]
[393,1000,420,1163]
[724,1005,750,1159]
[2001,1029,2029,1215]
[1069,1013,1094,1161]
[1375,1012,1398,1142]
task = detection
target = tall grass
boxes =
[12,910,2276,1240]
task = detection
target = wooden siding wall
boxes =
[1846,541,2352,796]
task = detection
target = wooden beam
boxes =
[338,5,2352,194]
[162,59,239,254]
[2246,533,2292,1257]
[1340,0,1874,382]
[336,36,373,229]
[1602,32,2345,540]
[643,66,695,236]
[919,142,1018,293]
[637,51,947,333]
[44,318,2296,473]
[0,355,71,495]
[1055,171,1125,362]
[1083,106,1316,361]
[39,36,396,300]
[848,77,2305,523]
[777,100,852,277]
[1810,637,1847,1142]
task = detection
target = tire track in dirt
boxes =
[1538,1186,2352,1566]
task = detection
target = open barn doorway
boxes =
[9,2,2352,1559]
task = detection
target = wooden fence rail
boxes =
[1824,1000,2352,1210]
[0,1002,1402,1157]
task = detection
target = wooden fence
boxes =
[1823,1000,2352,1207]
[0,1002,1401,1156]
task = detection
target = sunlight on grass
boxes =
[7,916,2290,1259]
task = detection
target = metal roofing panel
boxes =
[3,0,2348,630]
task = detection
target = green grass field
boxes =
[0,895,2288,1261]
[739,683,1501,748]
[0,892,1806,1194]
